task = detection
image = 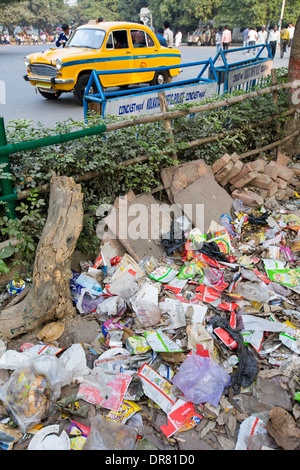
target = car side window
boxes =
[146,33,155,47]
[131,29,147,48]
[106,30,129,49]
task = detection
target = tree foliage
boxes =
[0,0,299,34]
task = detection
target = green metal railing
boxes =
[0,116,107,219]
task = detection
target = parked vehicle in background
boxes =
[23,21,181,105]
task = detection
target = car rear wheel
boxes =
[38,89,62,100]
[74,74,94,105]
[150,70,171,86]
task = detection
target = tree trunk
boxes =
[286,14,300,154]
[0,174,83,341]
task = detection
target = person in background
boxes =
[268,24,280,58]
[257,25,268,44]
[280,24,290,57]
[96,17,105,23]
[56,24,71,48]
[156,27,168,47]
[288,22,295,48]
[221,25,231,57]
[215,26,223,56]
[242,26,249,53]
[175,30,182,47]
[163,20,174,47]
[247,27,257,54]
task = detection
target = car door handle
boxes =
[125,51,131,54]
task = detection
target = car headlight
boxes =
[55,59,63,71]
[24,56,30,67]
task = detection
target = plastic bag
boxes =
[208,316,258,393]
[133,300,161,327]
[233,281,271,303]
[172,353,230,407]
[0,355,71,433]
[84,414,138,450]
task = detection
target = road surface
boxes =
[0,43,290,128]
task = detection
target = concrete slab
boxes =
[104,192,172,262]
[172,171,233,233]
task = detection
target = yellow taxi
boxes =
[24,21,181,105]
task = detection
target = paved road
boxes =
[0,43,290,128]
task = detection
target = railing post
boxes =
[0,117,16,219]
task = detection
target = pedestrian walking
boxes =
[242,27,249,52]
[156,27,167,47]
[221,25,231,57]
[268,25,280,58]
[215,26,223,56]
[288,22,295,48]
[247,27,257,54]
[280,24,290,58]
[257,25,268,44]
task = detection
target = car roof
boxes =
[77,21,152,32]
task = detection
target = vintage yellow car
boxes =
[24,21,181,105]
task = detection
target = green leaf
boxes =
[0,259,10,273]
[0,245,15,259]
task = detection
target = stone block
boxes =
[277,151,292,166]
[266,182,278,198]
[231,189,264,207]
[251,173,274,190]
[233,171,258,189]
[265,161,294,183]
[211,153,231,175]
[276,178,288,190]
[214,161,234,184]
[229,159,265,186]
[218,160,244,187]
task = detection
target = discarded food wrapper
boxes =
[68,420,90,451]
[177,263,203,280]
[75,273,103,295]
[138,363,177,414]
[0,423,23,450]
[28,424,71,450]
[7,279,26,296]
[160,398,202,438]
[77,371,132,411]
[149,266,178,283]
[214,327,238,350]
[126,336,152,355]
[207,229,233,254]
[164,277,188,294]
[144,328,183,353]
[157,363,174,381]
[106,399,141,424]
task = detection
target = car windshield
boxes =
[66,28,106,49]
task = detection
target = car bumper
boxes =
[23,75,75,85]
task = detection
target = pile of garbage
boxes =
[1,191,300,451]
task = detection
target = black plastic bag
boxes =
[208,315,258,394]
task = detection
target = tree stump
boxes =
[0,174,83,341]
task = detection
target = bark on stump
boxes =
[0,174,83,341]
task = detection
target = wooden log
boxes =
[0,173,83,340]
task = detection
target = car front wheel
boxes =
[150,70,171,86]
[74,74,94,105]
